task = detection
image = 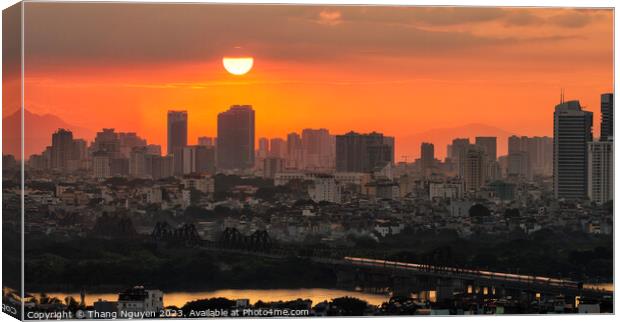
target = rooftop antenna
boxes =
[560,88,565,104]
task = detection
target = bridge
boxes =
[332,256,612,301]
[150,224,612,302]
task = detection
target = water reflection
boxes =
[46,288,390,307]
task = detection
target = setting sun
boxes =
[222,57,254,75]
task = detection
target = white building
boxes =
[92,153,111,179]
[309,175,341,203]
[117,286,163,316]
[429,182,463,200]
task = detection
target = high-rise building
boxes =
[601,93,613,141]
[257,137,270,158]
[507,135,552,178]
[475,136,497,161]
[507,151,530,180]
[507,136,531,180]
[587,140,613,204]
[383,136,396,165]
[335,131,394,173]
[129,147,149,178]
[167,110,188,155]
[131,147,174,180]
[451,138,470,177]
[553,100,593,200]
[463,146,486,192]
[109,158,129,176]
[118,132,147,158]
[420,142,434,173]
[72,139,88,161]
[197,136,216,147]
[146,144,162,156]
[50,129,74,171]
[92,151,111,179]
[530,136,553,177]
[92,128,121,157]
[286,132,303,169]
[182,145,216,175]
[302,128,335,170]
[269,138,286,158]
[217,105,255,170]
[263,157,284,179]
[150,155,174,179]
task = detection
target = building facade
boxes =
[553,100,593,200]
[167,110,188,155]
[217,105,255,170]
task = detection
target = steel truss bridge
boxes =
[150,224,612,300]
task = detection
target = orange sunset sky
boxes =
[3,3,614,160]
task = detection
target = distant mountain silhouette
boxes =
[2,109,94,159]
[398,123,516,161]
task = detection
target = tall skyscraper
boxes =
[463,145,486,192]
[451,138,470,177]
[269,138,286,158]
[475,136,497,161]
[301,128,335,170]
[92,128,121,157]
[50,129,74,171]
[217,105,255,170]
[258,137,270,157]
[335,131,393,173]
[420,142,434,173]
[587,140,613,204]
[601,93,613,141]
[286,132,303,169]
[507,136,531,180]
[553,100,593,199]
[167,110,188,155]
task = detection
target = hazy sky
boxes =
[11,3,614,158]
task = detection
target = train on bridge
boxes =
[343,257,584,290]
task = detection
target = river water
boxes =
[44,289,390,308]
[39,282,614,308]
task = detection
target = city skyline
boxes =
[2,3,614,318]
[3,4,612,160]
[5,94,608,162]
[20,94,609,162]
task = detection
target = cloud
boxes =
[21,3,610,72]
[318,10,342,26]
[548,10,595,28]
[502,10,545,27]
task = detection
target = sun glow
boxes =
[222,57,254,75]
